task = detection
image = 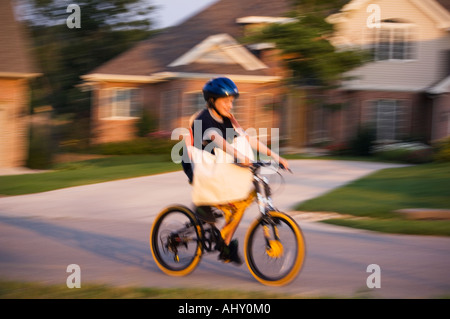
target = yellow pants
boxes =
[215,191,255,245]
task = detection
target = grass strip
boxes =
[295,162,450,236]
[0,155,180,196]
[0,280,296,299]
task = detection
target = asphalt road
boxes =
[1,160,449,298]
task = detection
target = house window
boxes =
[372,20,415,61]
[366,99,408,141]
[183,92,205,118]
[100,88,141,119]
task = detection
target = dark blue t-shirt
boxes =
[182,108,238,183]
[191,108,238,153]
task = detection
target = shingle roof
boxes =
[0,0,39,76]
[88,0,292,77]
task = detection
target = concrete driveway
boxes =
[3,159,450,298]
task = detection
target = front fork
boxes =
[254,175,275,216]
[263,222,283,258]
[254,176,283,258]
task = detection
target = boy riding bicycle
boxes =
[182,77,289,265]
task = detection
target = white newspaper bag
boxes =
[189,136,254,206]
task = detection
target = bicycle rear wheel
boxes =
[150,205,203,276]
[244,211,305,286]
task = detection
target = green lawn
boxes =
[0,155,180,196]
[295,162,450,236]
[0,280,298,299]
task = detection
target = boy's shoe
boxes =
[195,206,216,223]
[218,239,243,265]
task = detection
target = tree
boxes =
[18,0,157,115]
[246,0,369,87]
[21,0,154,31]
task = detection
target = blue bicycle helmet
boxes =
[202,77,239,103]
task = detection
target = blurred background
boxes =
[0,1,449,292]
[1,0,449,170]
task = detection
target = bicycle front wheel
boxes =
[244,211,305,286]
[150,205,203,277]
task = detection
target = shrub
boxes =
[135,111,158,137]
[96,138,152,155]
[26,122,54,169]
[433,137,450,162]
[349,126,376,156]
[324,142,352,156]
[373,142,433,164]
[93,137,177,159]
[55,116,91,153]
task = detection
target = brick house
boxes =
[318,0,450,146]
[0,0,40,168]
[82,0,293,145]
[84,0,450,150]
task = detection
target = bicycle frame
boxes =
[199,163,281,254]
[252,167,277,216]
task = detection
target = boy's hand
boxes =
[278,157,290,171]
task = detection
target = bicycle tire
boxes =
[150,205,203,277]
[244,211,305,286]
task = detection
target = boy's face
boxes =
[214,96,234,118]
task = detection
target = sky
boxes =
[13,0,219,29]
[150,0,218,28]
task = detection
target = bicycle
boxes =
[149,161,306,286]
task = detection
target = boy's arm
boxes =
[206,131,252,166]
[246,136,289,169]
[229,113,289,168]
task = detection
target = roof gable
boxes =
[87,0,291,79]
[168,33,268,71]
